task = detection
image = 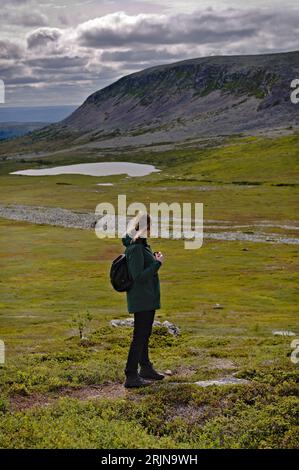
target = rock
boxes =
[195,377,249,387]
[164,370,173,376]
[213,303,223,309]
[110,319,134,328]
[161,320,180,336]
[110,318,180,335]
[272,330,296,336]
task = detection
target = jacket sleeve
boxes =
[127,244,161,283]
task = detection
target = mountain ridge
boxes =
[2,51,299,153]
[61,50,299,139]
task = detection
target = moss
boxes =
[198,70,278,99]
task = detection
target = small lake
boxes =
[10,162,160,177]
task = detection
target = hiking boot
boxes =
[139,362,165,380]
[124,374,152,389]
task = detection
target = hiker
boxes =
[122,211,165,388]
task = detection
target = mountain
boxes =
[3,51,299,151]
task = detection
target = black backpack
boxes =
[110,254,133,292]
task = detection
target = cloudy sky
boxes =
[0,0,299,106]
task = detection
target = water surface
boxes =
[11,162,160,177]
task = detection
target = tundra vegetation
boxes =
[0,132,298,448]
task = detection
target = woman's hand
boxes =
[155,252,164,264]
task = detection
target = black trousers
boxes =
[125,310,155,376]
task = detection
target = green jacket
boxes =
[122,234,162,313]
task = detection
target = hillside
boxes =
[1,51,299,153]
[63,51,299,136]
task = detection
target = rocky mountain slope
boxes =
[3,51,299,151]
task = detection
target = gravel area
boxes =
[0,204,298,244]
[0,204,97,230]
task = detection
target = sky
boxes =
[0,0,298,106]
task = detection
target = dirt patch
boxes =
[10,382,131,412]
[174,365,197,377]
[208,358,236,370]
[166,403,210,425]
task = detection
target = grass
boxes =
[0,134,298,223]
[0,132,298,448]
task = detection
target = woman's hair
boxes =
[127,211,151,240]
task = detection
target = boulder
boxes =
[195,377,249,387]
[110,318,180,335]
[272,330,296,336]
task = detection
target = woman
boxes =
[122,211,165,388]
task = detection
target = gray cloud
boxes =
[17,11,48,27]
[0,40,23,59]
[76,10,260,48]
[27,27,62,49]
[0,10,48,27]
[101,48,182,63]
[26,56,88,69]
[1,4,299,106]
[1,0,29,4]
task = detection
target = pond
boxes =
[10,162,160,177]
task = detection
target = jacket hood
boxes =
[122,234,148,247]
[122,233,133,247]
